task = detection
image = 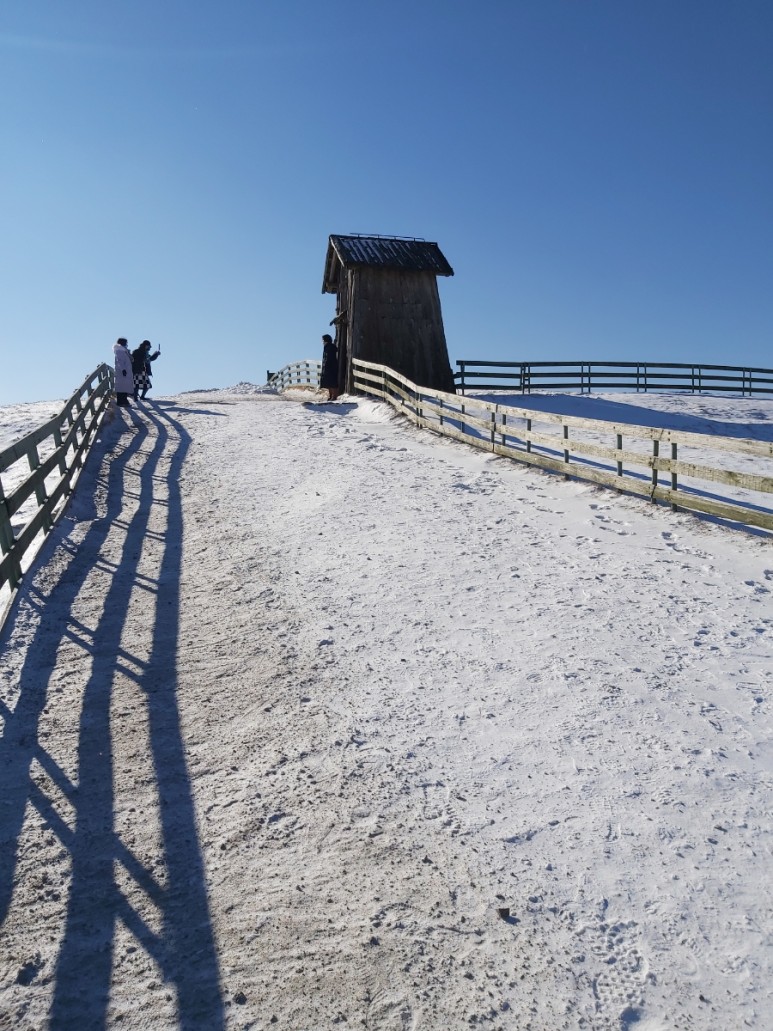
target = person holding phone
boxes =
[132,340,161,400]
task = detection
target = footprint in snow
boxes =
[745,580,770,595]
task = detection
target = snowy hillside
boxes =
[0,388,771,1030]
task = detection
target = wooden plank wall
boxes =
[347,269,455,394]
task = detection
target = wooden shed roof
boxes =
[322,234,454,293]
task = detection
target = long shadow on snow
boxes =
[473,392,773,441]
[0,404,224,1029]
[0,412,146,927]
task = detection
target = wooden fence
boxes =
[267,360,321,391]
[0,363,114,627]
[455,360,773,396]
[352,358,773,534]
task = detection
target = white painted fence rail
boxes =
[0,363,114,628]
[267,360,321,391]
[352,358,773,534]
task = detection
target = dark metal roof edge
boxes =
[327,234,454,277]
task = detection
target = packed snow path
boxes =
[1,391,772,1031]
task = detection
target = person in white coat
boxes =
[113,338,133,407]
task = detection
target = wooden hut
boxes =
[321,234,456,395]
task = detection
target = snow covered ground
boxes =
[0,387,772,1030]
[423,390,773,523]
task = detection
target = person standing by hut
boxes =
[131,340,160,400]
[113,337,133,407]
[319,333,339,401]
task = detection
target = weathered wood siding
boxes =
[334,273,351,396]
[344,267,455,394]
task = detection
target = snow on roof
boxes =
[322,234,454,292]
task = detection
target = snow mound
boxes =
[178,381,277,396]
[349,397,397,423]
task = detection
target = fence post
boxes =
[563,424,570,477]
[526,418,532,453]
[0,481,17,574]
[651,439,659,499]
[71,395,86,472]
[27,443,52,530]
[616,433,623,479]
[671,442,678,511]
[53,422,67,476]
[63,403,76,470]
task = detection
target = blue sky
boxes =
[1,0,771,403]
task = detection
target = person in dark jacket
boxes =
[131,340,160,400]
[319,333,339,400]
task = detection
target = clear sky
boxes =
[1,0,771,403]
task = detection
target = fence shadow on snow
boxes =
[0,401,225,1029]
[351,359,773,535]
[472,391,773,443]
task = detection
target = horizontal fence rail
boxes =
[455,361,773,396]
[267,360,322,391]
[0,363,114,628]
[353,358,773,534]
